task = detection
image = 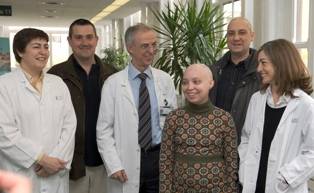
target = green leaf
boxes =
[151,0,226,92]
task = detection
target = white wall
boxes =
[253,0,294,47]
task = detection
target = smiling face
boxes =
[257,50,275,86]
[19,38,49,74]
[68,24,98,62]
[127,30,157,72]
[182,64,214,105]
[227,18,255,57]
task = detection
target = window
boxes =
[293,0,310,67]
[298,48,308,66]
[122,10,142,48]
[293,0,309,43]
[7,26,70,69]
[223,0,241,23]
[50,34,69,67]
[213,0,241,33]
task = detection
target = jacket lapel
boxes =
[120,68,137,109]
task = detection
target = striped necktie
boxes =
[138,73,152,151]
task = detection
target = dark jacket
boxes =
[209,49,260,143]
[48,54,116,180]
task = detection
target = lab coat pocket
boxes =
[274,178,289,193]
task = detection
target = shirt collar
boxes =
[128,63,153,80]
[266,86,291,108]
[73,58,97,71]
[227,49,255,70]
[20,67,44,84]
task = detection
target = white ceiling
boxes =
[0,0,147,27]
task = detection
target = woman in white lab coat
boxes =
[238,39,314,193]
[0,28,76,193]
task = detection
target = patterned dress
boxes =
[159,101,238,193]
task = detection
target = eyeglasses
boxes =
[140,43,159,51]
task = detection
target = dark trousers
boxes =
[139,145,160,193]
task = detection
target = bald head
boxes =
[182,64,214,105]
[227,17,255,62]
[184,63,213,81]
[228,17,253,32]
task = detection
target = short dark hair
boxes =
[13,28,49,63]
[124,23,154,46]
[68,18,97,37]
[258,39,313,95]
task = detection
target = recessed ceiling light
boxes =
[40,15,57,18]
[41,1,64,6]
[45,9,57,13]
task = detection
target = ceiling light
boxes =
[102,5,120,13]
[41,1,64,6]
[91,0,130,23]
[45,9,57,13]
[40,15,57,18]
[113,0,130,6]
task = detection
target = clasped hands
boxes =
[34,154,67,177]
[111,170,128,183]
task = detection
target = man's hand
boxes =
[0,170,32,193]
[34,164,50,177]
[37,154,66,175]
[111,170,128,183]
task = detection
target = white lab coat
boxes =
[96,66,177,193]
[238,88,314,193]
[0,69,76,193]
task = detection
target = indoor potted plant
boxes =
[152,0,226,92]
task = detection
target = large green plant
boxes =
[152,0,226,91]
[101,48,128,71]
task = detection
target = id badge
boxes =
[160,99,172,116]
[160,106,172,116]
